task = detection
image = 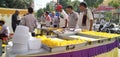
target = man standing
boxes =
[51,11,59,28]
[39,13,46,28]
[0,20,9,44]
[20,7,37,36]
[66,6,78,28]
[76,2,93,31]
[45,11,52,27]
[56,4,68,28]
[0,20,9,38]
[12,10,19,32]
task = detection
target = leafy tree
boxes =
[46,4,54,12]
[104,11,113,22]
[108,0,120,9]
[0,0,33,9]
[72,0,80,12]
[108,0,120,24]
[59,0,72,9]
[37,9,44,18]
[84,0,104,8]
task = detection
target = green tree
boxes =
[84,0,104,8]
[59,0,72,9]
[72,0,80,12]
[108,0,120,9]
[37,9,44,18]
[46,4,54,12]
[104,11,113,22]
[108,0,120,24]
[44,1,56,12]
[0,0,33,9]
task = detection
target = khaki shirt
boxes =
[76,9,93,30]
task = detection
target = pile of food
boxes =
[36,35,85,47]
[69,35,99,41]
[80,31,120,38]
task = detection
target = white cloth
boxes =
[59,10,68,27]
[61,10,68,20]
[76,9,93,30]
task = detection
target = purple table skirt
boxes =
[37,40,119,57]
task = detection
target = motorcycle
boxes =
[100,23,115,33]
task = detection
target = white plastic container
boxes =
[13,34,30,44]
[12,43,28,53]
[28,38,41,50]
[6,45,12,57]
[15,25,29,33]
[12,25,31,44]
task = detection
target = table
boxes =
[6,39,119,57]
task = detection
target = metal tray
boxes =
[58,33,117,44]
[42,33,118,52]
[42,42,87,52]
[42,35,88,52]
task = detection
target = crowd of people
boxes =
[39,2,93,30]
[0,2,94,37]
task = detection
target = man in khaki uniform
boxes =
[76,2,93,31]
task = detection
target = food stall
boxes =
[0,8,28,56]
[0,8,27,33]
[6,26,120,57]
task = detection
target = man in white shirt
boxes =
[76,2,93,31]
[39,13,46,28]
[0,20,9,38]
[56,4,68,28]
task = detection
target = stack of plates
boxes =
[12,25,31,53]
[12,43,28,53]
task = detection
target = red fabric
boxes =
[95,5,114,11]
[56,5,63,11]
[2,37,8,41]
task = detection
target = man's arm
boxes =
[75,12,80,29]
[65,19,67,28]
[19,17,25,25]
[87,9,93,31]
[89,20,93,31]
[34,19,38,28]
